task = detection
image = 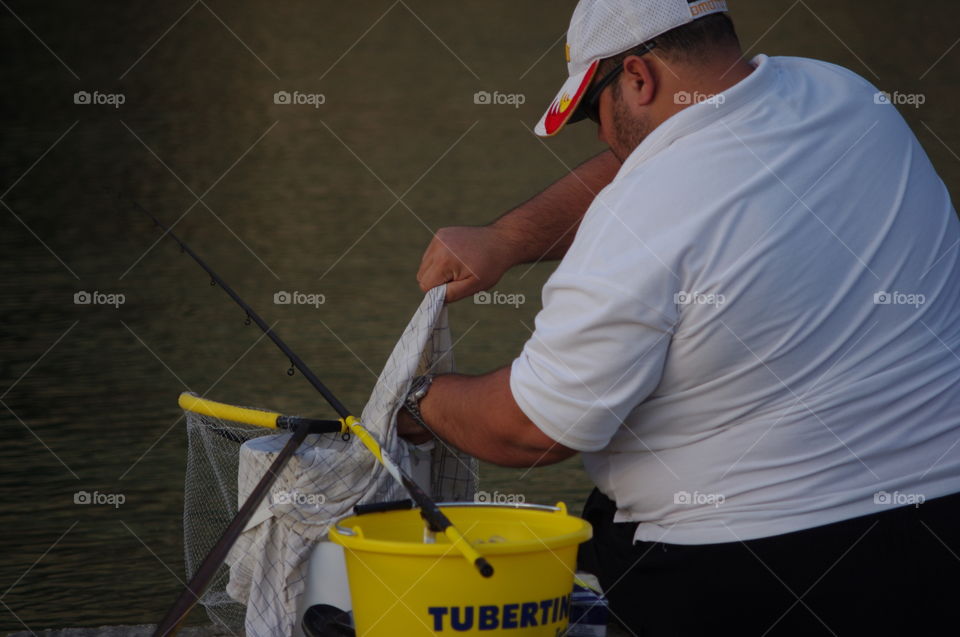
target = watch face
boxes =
[410,375,433,402]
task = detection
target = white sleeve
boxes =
[510,272,676,452]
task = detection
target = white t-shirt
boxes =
[510,54,960,544]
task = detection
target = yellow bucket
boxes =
[329,502,592,636]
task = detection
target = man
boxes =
[399,0,960,634]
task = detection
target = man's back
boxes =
[511,54,960,543]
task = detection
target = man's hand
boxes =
[396,407,433,445]
[417,226,515,303]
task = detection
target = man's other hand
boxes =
[417,226,514,303]
[397,407,433,445]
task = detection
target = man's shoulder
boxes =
[770,55,879,91]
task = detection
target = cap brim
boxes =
[534,60,599,137]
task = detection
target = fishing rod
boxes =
[134,202,350,419]
[138,203,494,636]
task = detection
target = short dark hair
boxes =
[601,13,740,74]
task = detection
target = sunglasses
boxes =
[575,41,658,124]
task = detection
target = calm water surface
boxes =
[2,0,958,630]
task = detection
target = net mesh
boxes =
[180,287,478,635]
[183,412,271,633]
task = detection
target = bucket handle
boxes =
[331,501,568,537]
[437,502,566,513]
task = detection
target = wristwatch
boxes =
[403,374,435,424]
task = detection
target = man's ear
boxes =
[622,55,656,106]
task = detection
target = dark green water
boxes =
[1,0,958,631]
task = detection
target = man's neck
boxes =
[653,53,756,126]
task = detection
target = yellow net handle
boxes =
[179,392,346,434]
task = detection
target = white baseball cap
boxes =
[535,0,729,137]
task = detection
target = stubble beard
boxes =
[609,89,652,163]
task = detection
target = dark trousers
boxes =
[577,489,960,636]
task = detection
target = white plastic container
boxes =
[292,541,352,637]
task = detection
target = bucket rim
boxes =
[329,502,592,556]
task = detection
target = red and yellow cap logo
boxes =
[535,60,599,137]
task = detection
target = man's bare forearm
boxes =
[409,368,576,468]
[491,150,620,264]
[416,150,619,301]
